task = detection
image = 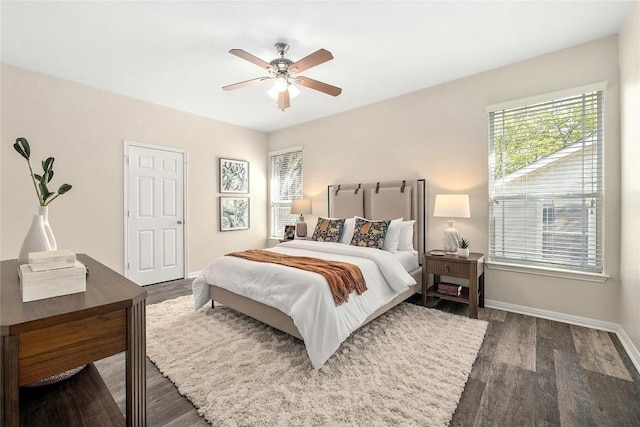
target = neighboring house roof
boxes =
[496,138,595,187]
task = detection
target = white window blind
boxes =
[488,89,604,273]
[269,147,303,239]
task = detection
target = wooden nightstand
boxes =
[422,252,485,318]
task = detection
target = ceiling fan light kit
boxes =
[223,42,342,111]
[267,78,300,100]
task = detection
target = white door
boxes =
[126,144,185,285]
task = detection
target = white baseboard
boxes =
[485,299,618,331]
[485,299,640,375]
[615,325,640,377]
[187,270,202,279]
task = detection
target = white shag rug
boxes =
[146,296,488,427]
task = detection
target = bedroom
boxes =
[1,1,639,425]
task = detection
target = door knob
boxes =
[177,220,183,224]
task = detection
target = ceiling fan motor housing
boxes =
[270,57,293,72]
[271,43,293,72]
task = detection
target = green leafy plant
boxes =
[13,137,72,206]
[458,237,470,249]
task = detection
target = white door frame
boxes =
[123,140,189,282]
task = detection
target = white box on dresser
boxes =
[18,261,87,302]
[27,249,76,272]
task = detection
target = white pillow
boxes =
[382,218,404,253]
[339,217,356,244]
[398,220,415,251]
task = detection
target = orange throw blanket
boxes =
[226,249,367,306]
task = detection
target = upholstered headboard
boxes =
[327,179,427,259]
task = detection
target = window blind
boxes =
[269,148,303,239]
[488,89,603,273]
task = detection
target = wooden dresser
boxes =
[1,254,147,426]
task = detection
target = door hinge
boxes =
[127,262,130,270]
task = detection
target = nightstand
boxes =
[422,252,485,318]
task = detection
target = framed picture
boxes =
[220,197,249,231]
[284,225,296,240]
[219,158,249,193]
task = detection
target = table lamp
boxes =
[290,199,312,238]
[433,194,470,253]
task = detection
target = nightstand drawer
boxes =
[426,259,469,279]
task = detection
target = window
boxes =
[269,147,303,239]
[488,84,604,274]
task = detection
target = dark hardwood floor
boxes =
[96,278,208,427]
[95,279,640,426]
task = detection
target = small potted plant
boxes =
[457,237,470,257]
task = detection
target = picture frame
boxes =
[219,158,249,193]
[220,197,249,231]
[284,225,296,240]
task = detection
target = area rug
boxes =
[146,296,488,426]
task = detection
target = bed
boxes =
[193,179,427,368]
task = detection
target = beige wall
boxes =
[1,32,631,329]
[0,64,3,262]
[269,35,621,323]
[1,64,269,274]
[619,2,640,351]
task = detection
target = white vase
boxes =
[18,214,52,264]
[457,248,470,258]
[39,206,57,250]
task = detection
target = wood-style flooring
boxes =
[95,279,640,426]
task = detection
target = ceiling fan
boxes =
[222,43,342,111]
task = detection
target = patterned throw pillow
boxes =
[350,217,390,249]
[311,217,345,242]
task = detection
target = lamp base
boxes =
[296,221,307,238]
[443,227,460,253]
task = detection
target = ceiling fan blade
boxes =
[222,77,270,91]
[278,89,290,110]
[296,76,342,97]
[229,49,274,71]
[290,49,333,73]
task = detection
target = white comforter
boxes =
[192,240,416,369]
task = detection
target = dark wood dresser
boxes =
[1,254,147,426]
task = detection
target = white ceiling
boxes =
[1,1,633,133]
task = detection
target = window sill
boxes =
[486,261,610,283]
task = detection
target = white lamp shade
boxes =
[290,199,312,215]
[268,82,300,100]
[433,194,470,218]
[287,84,300,99]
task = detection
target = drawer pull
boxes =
[445,265,450,273]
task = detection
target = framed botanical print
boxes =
[219,158,249,193]
[220,197,249,231]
